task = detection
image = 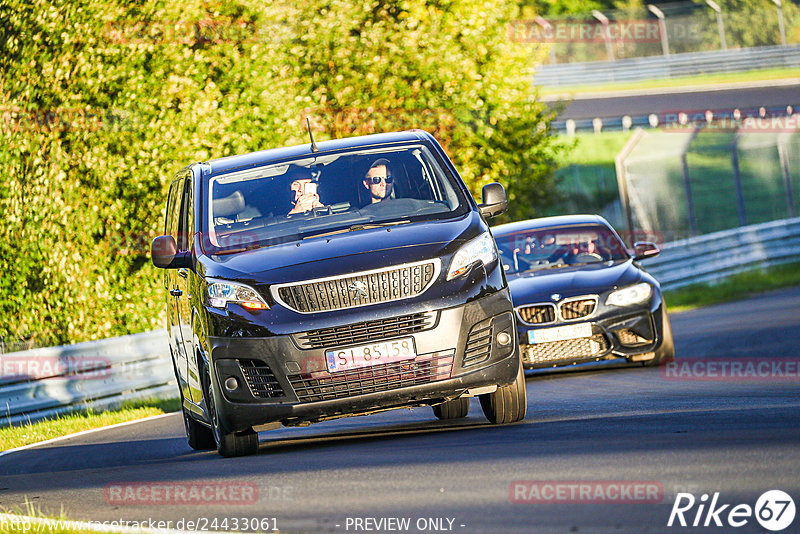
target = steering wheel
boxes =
[573,252,604,263]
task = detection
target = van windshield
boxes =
[202,145,470,253]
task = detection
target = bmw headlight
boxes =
[606,282,652,307]
[447,232,497,281]
[207,280,269,310]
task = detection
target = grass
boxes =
[539,67,800,96]
[0,397,180,451]
[664,261,800,314]
[556,131,632,166]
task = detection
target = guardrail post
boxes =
[730,135,748,226]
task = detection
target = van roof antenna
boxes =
[306,117,319,153]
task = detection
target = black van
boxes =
[151,130,526,456]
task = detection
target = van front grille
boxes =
[273,260,439,313]
[463,318,492,367]
[295,312,435,349]
[238,359,285,398]
[287,351,454,403]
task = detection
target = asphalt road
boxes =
[550,82,800,121]
[2,288,800,533]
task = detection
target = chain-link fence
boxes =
[516,0,800,64]
[619,119,800,243]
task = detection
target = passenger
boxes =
[363,158,394,204]
[288,178,324,215]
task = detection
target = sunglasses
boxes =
[366,176,393,185]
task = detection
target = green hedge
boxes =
[0,0,562,346]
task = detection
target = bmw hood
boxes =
[506,260,642,303]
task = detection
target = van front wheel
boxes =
[479,359,527,424]
[202,363,259,457]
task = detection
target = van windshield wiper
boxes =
[302,220,411,240]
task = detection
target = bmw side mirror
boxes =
[479,182,508,219]
[633,241,660,260]
[151,235,192,269]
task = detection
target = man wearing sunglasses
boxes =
[363,158,394,204]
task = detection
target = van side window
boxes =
[165,180,181,237]
[176,177,193,252]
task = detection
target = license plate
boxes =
[529,323,592,344]
[325,337,416,373]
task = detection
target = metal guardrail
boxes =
[0,331,174,427]
[534,44,800,87]
[641,217,800,290]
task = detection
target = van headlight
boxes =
[447,232,497,280]
[207,280,269,310]
[606,282,652,307]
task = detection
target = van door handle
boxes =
[169,288,183,297]
[178,268,189,279]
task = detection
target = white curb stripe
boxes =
[0,413,177,459]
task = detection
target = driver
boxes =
[563,238,600,264]
[288,179,324,215]
[363,158,394,203]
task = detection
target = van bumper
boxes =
[206,289,518,432]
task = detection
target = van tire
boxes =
[432,397,470,420]
[479,359,527,424]
[201,363,259,457]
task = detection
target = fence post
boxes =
[777,137,796,217]
[679,129,700,237]
[730,135,748,226]
[615,128,647,244]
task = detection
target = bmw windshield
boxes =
[202,145,470,254]
[494,224,630,274]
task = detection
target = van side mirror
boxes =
[478,182,508,219]
[633,241,660,260]
[151,235,192,269]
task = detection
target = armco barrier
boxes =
[0,331,174,427]
[641,217,800,289]
[534,44,800,87]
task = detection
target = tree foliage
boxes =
[1,0,562,345]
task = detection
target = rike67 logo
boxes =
[668,490,796,531]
